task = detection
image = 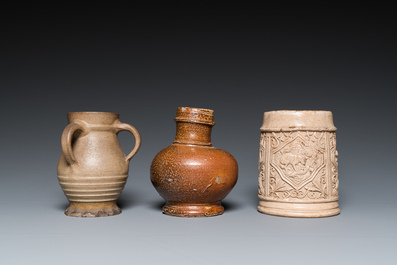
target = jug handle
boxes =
[61,121,86,165]
[116,122,142,161]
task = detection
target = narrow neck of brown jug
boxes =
[173,122,213,146]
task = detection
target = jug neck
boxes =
[67,112,119,126]
[173,107,214,146]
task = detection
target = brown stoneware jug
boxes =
[57,112,141,217]
[150,107,238,217]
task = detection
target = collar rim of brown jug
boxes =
[174,107,215,126]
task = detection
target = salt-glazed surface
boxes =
[151,107,238,217]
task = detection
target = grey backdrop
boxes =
[1,10,396,264]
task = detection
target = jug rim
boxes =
[67,111,118,115]
[67,112,119,125]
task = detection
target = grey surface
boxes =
[1,11,396,264]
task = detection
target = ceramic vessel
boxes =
[151,107,238,217]
[57,112,141,217]
[258,110,339,218]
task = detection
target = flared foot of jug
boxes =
[65,201,121,217]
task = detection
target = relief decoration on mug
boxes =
[259,131,339,200]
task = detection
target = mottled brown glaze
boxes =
[151,107,238,217]
[57,112,141,217]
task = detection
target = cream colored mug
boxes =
[258,110,339,217]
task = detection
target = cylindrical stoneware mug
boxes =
[57,112,141,217]
[258,110,339,217]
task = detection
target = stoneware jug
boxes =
[258,110,339,217]
[151,107,238,217]
[57,112,141,217]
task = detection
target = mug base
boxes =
[258,200,340,218]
